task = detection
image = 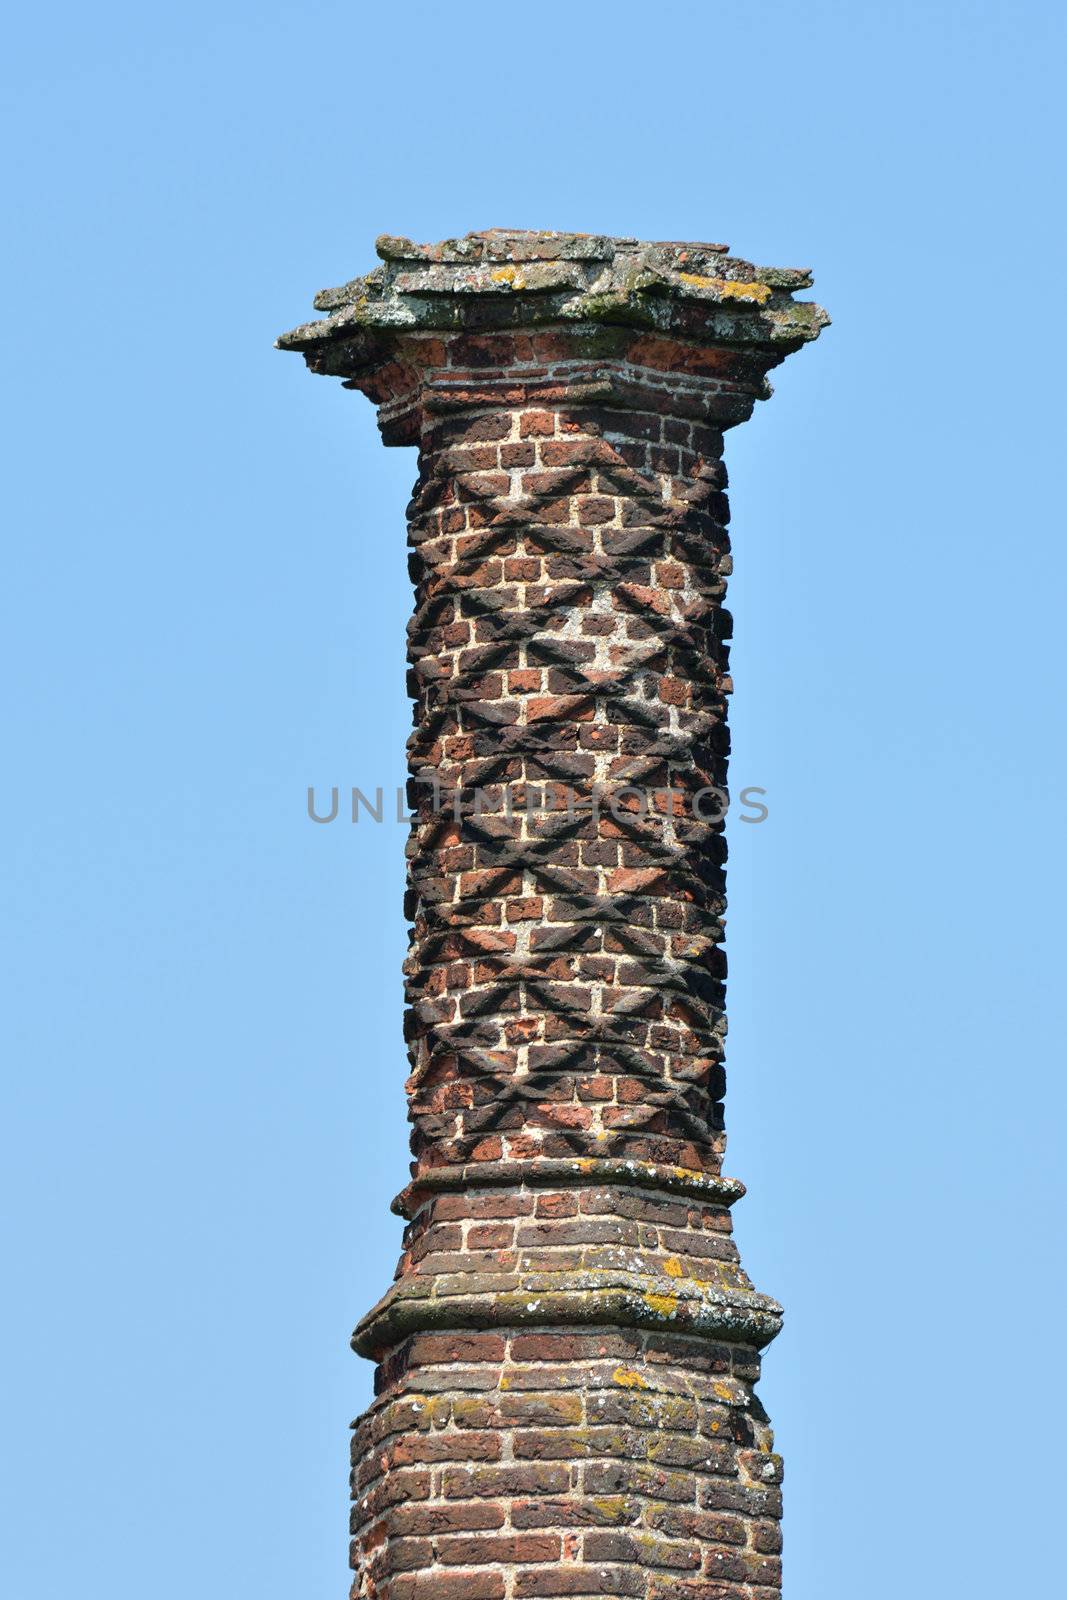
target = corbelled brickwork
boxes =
[279,230,827,1600]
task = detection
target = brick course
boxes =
[279,230,826,1600]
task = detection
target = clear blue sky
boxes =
[3,3,1065,1597]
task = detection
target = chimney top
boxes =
[277,229,828,360]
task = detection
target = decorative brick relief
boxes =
[279,229,827,1600]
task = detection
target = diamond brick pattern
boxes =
[279,230,826,1600]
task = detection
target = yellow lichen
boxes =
[718,279,772,303]
[612,1367,650,1390]
[490,265,525,289]
[713,1381,733,1402]
[644,1291,679,1318]
[677,271,772,304]
[592,1496,629,1522]
[663,1256,684,1279]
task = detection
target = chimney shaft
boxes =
[279,230,827,1600]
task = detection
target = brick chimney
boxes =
[279,230,827,1600]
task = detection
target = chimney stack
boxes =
[279,229,827,1600]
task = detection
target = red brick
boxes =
[280,230,825,1600]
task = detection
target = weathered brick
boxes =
[520,410,555,437]
[280,227,828,1600]
[515,1570,644,1598]
[389,1572,506,1600]
[443,1463,572,1498]
[437,1533,562,1565]
[408,1334,507,1365]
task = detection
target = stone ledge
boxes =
[352,1268,784,1360]
[276,229,829,367]
[393,1158,746,1219]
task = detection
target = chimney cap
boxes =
[277,229,828,359]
